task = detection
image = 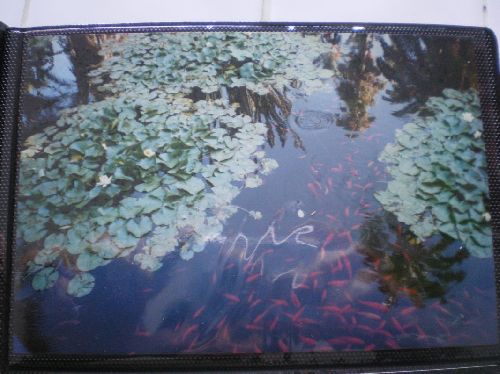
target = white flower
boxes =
[462,112,474,122]
[101,143,108,150]
[483,212,492,222]
[473,130,482,139]
[297,209,305,218]
[96,175,112,188]
[143,148,155,158]
[249,210,262,220]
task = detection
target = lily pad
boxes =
[32,267,59,290]
[67,273,95,297]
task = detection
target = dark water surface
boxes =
[12,33,497,355]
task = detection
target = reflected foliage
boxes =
[357,211,469,307]
[377,35,477,116]
[23,35,102,129]
[334,34,385,134]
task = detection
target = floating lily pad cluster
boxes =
[375,89,492,258]
[19,32,332,296]
[89,32,333,98]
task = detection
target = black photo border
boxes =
[1,22,500,372]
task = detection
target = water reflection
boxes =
[22,35,102,135]
[334,34,385,134]
[357,211,470,307]
[377,35,477,116]
[12,31,498,355]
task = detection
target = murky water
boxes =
[11,32,497,355]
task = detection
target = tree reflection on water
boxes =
[357,211,470,308]
[377,35,477,116]
[334,34,385,135]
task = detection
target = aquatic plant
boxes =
[358,211,469,306]
[18,31,334,296]
[18,95,276,289]
[89,32,333,149]
[89,32,333,99]
[377,35,477,116]
[375,89,492,258]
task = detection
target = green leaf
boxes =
[32,267,59,290]
[134,253,162,272]
[126,216,153,237]
[177,178,205,195]
[113,227,140,248]
[76,251,107,272]
[67,273,95,297]
[239,62,256,79]
[151,207,176,226]
[138,196,163,214]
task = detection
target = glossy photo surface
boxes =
[11,31,497,354]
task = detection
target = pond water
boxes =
[11,32,497,355]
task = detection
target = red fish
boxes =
[290,291,302,308]
[278,339,289,352]
[271,299,289,307]
[385,339,399,349]
[363,182,373,190]
[356,324,374,334]
[245,324,261,331]
[415,324,427,340]
[431,302,452,316]
[399,287,418,296]
[307,182,321,198]
[364,344,376,351]
[320,305,343,314]
[245,273,260,283]
[223,293,240,303]
[359,300,388,313]
[299,336,317,346]
[328,336,364,345]
[250,299,262,308]
[134,328,151,337]
[343,255,352,279]
[344,207,350,217]
[357,311,382,321]
[291,306,305,322]
[321,289,328,303]
[400,306,417,316]
[269,316,279,330]
[188,334,199,350]
[192,306,205,319]
[322,231,335,248]
[142,288,154,293]
[390,317,404,333]
[327,177,334,189]
[340,304,352,314]
[331,164,343,173]
[434,317,450,335]
[309,271,324,279]
[375,329,393,339]
[328,280,349,287]
[182,324,198,341]
[253,310,268,324]
[216,316,227,329]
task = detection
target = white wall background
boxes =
[0,0,499,45]
[0,0,498,29]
